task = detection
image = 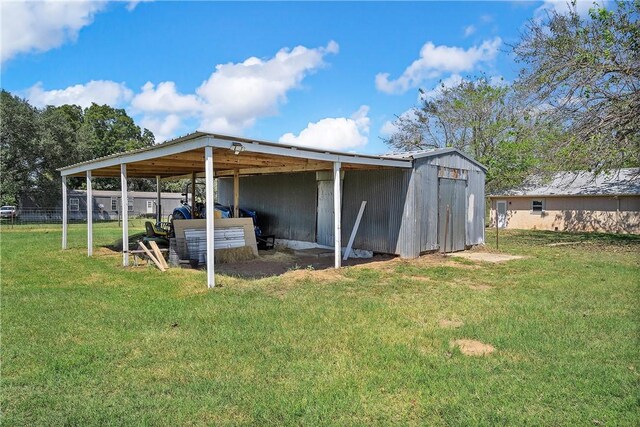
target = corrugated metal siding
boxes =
[341,169,409,254]
[218,173,317,241]
[466,170,485,245]
[216,150,486,256]
[414,156,486,250]
[414,163,439,252]
[417,152,486,173]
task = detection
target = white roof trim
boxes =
[59,132,412,176]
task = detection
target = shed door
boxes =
[438,178,466,253]
[316,180,334,246]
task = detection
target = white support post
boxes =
[87,170,93,256]
[156,175,161,223]
[120,164,129,267]
[62,176,68,249]
[333,161,342,268]
[205,146,216,288]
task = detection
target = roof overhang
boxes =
[59,132,412,178]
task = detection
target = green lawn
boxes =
[2,223,639,426]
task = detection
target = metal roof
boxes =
[58,131,412,175]
[491,168,640,197]
[385,147,488,171]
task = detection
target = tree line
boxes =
[384,1,639,192]
[0,91,167,207]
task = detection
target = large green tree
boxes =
[0,91,156,206]
[514,0,640,172]
[0,91,41,205]
[383,77,543,191]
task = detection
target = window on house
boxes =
[111,198,118,211]
[146,200,153,209]
[69,198,79,211]
[128,198,134,212]
[531,200,544,213]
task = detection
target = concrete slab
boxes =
[449,252,525,263]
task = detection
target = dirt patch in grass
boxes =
[439,319,464,328]
[451,252,525,263]
[450,339,495,356]
[468,284,493,291]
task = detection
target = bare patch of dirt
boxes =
[451,252,525,263]
[439,319,464,328]
[450,339,495,356]
[468,284,493,291]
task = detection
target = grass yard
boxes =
[1,223,639,425]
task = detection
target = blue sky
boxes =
[1,1,582,154]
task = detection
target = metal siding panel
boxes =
[218,173,317,241]
[437,178,466,252]
[415,163,439,252]
[341,169,407,254]
[464,170,485,246]
[316,180,334,246]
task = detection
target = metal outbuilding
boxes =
[218,147,487,257]
[58,132,486,288]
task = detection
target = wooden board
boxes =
[139,242,166,271]
[149,241,169,269]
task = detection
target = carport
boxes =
[58,132,412,288]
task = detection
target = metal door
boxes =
[438,178,466,253]
[146,200,154,214]
[316,180,334,246]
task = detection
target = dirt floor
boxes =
[216,249,395,279]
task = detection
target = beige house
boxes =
[489,168,640,234]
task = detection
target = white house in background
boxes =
[489,168,640,234]
[64,189,184,220]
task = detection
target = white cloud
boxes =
[379,108,418,138]
[0,0,107,63]
[379,120,399,138]
[464,25,476,37]
[131,81,202,114]
[375,37,502,94]
[126,0,153,12]
[535,0,602,19]
[132,41,340,138]
[418,74,464,101]
[196,41,339,133]
[140,114,182,143]
[19,41,339,142]
[25,80,133,108]
[279,106,370,151]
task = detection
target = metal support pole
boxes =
[156,175,162,223]
[191,172,197,217]
[121,164,129,266]
[62,176,68,249]
[495,201,499,250]
[205,146,215,288]
[333,161,342,268]
[87,170,93,256]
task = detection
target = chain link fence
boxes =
[0,208,153,228]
